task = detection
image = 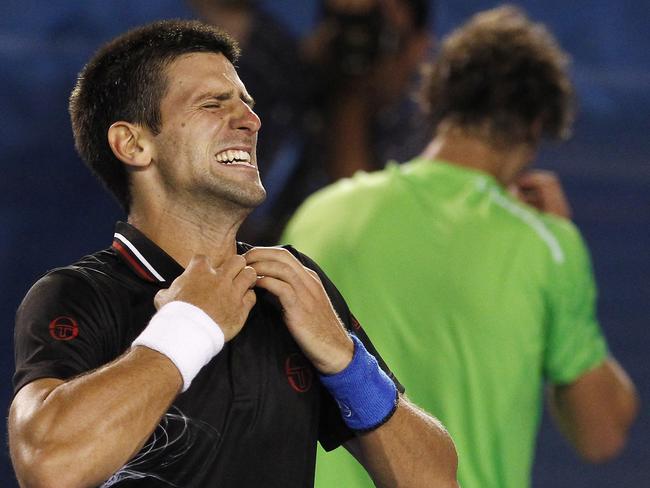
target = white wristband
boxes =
[132,301,225,392]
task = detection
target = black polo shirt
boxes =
[13,222,403,487]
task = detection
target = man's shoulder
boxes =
[312,167,397,203]
[538,212,590,264]
[527,205,586,254]
[21,247,128,308]
[53,247,124,282]
[488,191,587,264]
[289,167,400,230]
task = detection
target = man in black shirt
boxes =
[9,20,457,487]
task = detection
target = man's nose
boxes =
[232,100,261,133]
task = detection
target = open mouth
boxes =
[215,149,253,166]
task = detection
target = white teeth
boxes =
[215,149,252,165]
[236,150,251,162]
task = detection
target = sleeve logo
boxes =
[49,316,79,341]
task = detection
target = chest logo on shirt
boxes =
[49,316,79,341]
[285,353,313,393]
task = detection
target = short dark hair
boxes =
[69,19,240,211]
[424,5,575,147]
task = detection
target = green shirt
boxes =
[282,159,608,488]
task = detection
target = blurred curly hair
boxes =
[424,5,575,147]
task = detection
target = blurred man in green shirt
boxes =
[282,6,639,487]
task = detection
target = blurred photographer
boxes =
[303,0,433,180]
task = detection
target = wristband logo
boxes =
[285,353,313,393]
[337,400,353,418]
[49,316,79,341]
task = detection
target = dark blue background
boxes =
[1,1,648,486]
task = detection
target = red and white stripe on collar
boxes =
[112,232,165,283]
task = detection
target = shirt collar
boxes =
[111,221,184,286]
[409,158,502,189]
[111,221,253,286]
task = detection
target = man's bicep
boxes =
[14,376,64,401]
[9,378,65,465]
[550,358,637,423]
[11,378,65,423]
[549,358,610,414]
[548,357,639,462]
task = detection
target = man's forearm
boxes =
[347,396,459,488]
[10,347,181,488]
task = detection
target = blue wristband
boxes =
[319,334,399,432]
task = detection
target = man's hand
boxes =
[510,170,572,219]
[244,247,353,374]
[155,254,257,341]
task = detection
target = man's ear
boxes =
[107,121,155,168]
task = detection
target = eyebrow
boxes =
[241,92,255,108]
[194,90,255,108]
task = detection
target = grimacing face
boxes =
[150,52,266,211]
